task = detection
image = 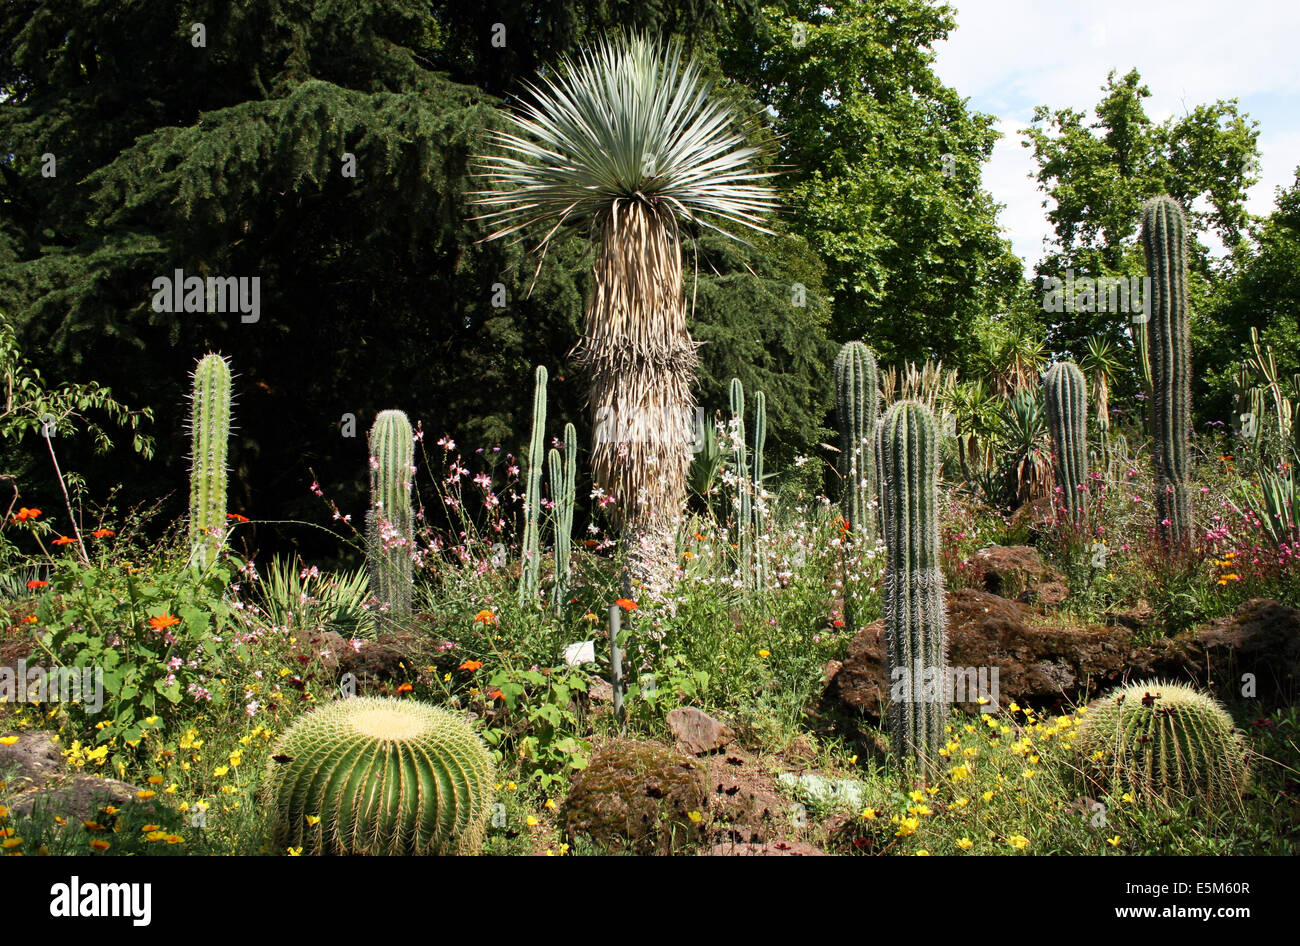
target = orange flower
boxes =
[11,507,41,523]
[26,580,48,589]
[472,609,496,625]
[582,539,600,547]
[52,536,76,546]
[488,689,505,701]
[615,598,637,612]
[88,839,111,852]
[226,513,250,523]
[459,660,483,672]
[396,683,413,695]
[90,529,115,538]
[147,614,181,631]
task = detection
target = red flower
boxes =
[488,690,505,701]
[226,513,250,523]
[26,580,48,589]
[52,536,76,546]
[396,683,413,695]
[90,529,115,538]
[12,507,41,523]
[615,598,638,612]
[459,660,483,672]
[147,614,181,631]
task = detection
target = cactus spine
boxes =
[1140,196,1193,545]
[261,697,495,855]
[366,410,414,625]
[876,399,948,775]
[834,341,880,539]
[519,366,547,606]
[188,353,233,570]
[550,422,578,608]
[1043,361,1088,522]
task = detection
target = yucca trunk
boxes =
[578,199,696,598]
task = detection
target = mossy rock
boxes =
[561,739,709,855]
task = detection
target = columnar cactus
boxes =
[1140,196,1193,545]
[519,366,547,606]
[834,341,879,539]
[366,410,414,625]
[752,390,767,588]
[729,378,752,581]
[1042,360,1088,522]
[549,422,577,608]
[188,353,233,570]
[261,697,495,855]
[876,399,948,774]
[1076,681,1249,809]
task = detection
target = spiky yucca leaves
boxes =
[519,366,547,606]
[1140,196,1193,545]
[473,34,778,599]
[1076,681,1249,809]
[262,697,494,856]
[1043,361,1088,522]
[188,353,232,570]
[876,399,948,775]
[834,341,879,539]
[366,410,414,625]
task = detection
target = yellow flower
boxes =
[306,815,321,826]
[758,649,770,658]
[1,838,21,849]
[544,799,556,810]
[286,846,302,856]
[147,775,163,785]
[1106,836,1121,847]
[135,790,156,800]
[145,831,168,842]
[956,837,973,850]
[525,815,539,827]
[165,835,184,844]
[949,764,970,781]
[141,824,161,833]
[164,783,179,794]
[1121,792,1134,803]
[0,737,18,747]
[507,781,517,791]
[963,747,979,758]
[228,750,242,766]
[0,805,7,818]
[914,850,930,856]
[239,735,252,746]
[860,808,877,820]
[1022,769,1036,780]
[951,797,969,809]
[89,839,111,852]
[895,817,919,837]
[908,790,925,803]
[908,805,933,817]
[1007,835,1029,850]
[213,766,229,777]
[687,810,704,823]
[982,791,995,802]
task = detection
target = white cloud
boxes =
[933,0,1300,271]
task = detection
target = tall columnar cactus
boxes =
[834,341,880,539]
[1075,681,1249,809]
[877,400,948,774]
[261,697,495,855]
[519,366,547,606]
[729,378,752,581]
[549,422,578,608]
[752,390,767,589]
[1140,196,1193,545]
[366,410,414,625]
[188,353,233,570]
[1043,361,1088,522]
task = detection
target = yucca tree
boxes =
[472,34,778,597]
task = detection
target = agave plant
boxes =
[997,389,1053,507]
[472,34,778,597]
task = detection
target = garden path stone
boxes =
[666,706,734,755]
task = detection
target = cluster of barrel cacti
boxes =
[261,696,495,855]
[834,341,879,540]
[727,378,766,589]
[366,409,415,627]
[188,352,233,570]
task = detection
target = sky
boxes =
[931,0,1300,272]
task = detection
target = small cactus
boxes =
[1076,681,1249,809]
[261,697,495,855]
[835,341,879,539]
[1043,361,1088,522]
[366,410,414,625]
[550,422,578,608]
[188,353,233,570]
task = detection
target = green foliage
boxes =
[834,340,879,538]
[187,354,232,571]
[36,549,239,745]
[262,696,495,856]
[876,399,947,774]
[255,555,376,640]
[366,410,414,625]
[481,664,591,793]
[520,366,547,606]
[1076,681,1250,809]
[1042,361,1088,521]
[1141,196,1193,545]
